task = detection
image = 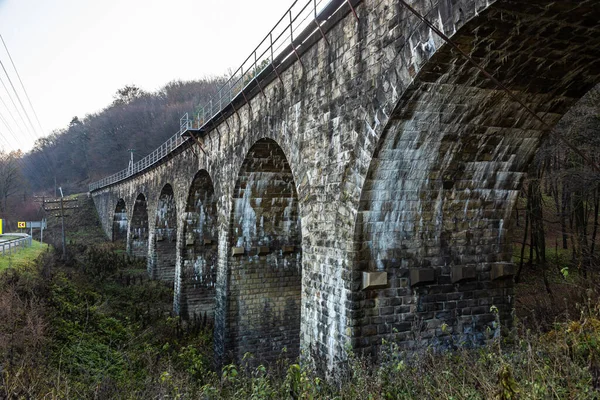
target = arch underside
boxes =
[354,0,600,352]
[154,185,177,281]
[181,171,218,320]
[129,194,149,258]
[226,138,302,364]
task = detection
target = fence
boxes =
[0,234,33,256]
[89,0,356,192]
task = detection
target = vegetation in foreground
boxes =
[0,243,599,399]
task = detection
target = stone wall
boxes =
[129,194,149,258]
[91,0,600,369]
[226,138,302,364]
[179,170,218,319]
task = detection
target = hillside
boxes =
[21,79,224,194]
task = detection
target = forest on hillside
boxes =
[20,78,224,195]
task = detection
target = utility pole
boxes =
[59,187,66,259]
[128,149,135,175]
[34,195,46,244]
[41,192,78,259]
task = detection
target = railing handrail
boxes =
[89,0,352,192]
[0,234,33,256]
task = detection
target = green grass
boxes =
[0,240,49,272]
[0,235,23,242]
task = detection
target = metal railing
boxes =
[0,234,33,256]
[90,0,354,192]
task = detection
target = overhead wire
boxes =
[0,106,46,176]
[0,35,45,135]
[0,73,37,141]
[0,90,51,173]
[0,107,53,193]
[0,113,46,187]
[0,37,56,179]
[0,60,39,140]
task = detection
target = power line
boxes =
[0,90,23,137]
[0,104,55,183]
[0,38,56,179]
[0,124,45,187]
[0,73,55,172]
[0,58,39,140]
[0,73,36,141]
[0,98,52,175]
[0,40,54,194]
[0,35,45,135]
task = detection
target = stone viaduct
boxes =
[90,0,600,369]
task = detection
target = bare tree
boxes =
[0,150,23,212]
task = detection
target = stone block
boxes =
[362,271,388,290]
[204,238,213,245]
[257,246,270,255]
[282,245,295,253]
[491,263,515,280]
[410,268,435,287]
[231,247,245,257]
[451,265,477,283]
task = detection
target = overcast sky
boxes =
[0,0,296,152]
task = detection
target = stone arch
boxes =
[226,138,302,363]
[129,193,149,258]
[153,184,178,281]
[112,198,128,243]
[351,0,600,354]
[179,170,218,320]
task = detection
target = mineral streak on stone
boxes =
[177,170,218,319]
[91,0,600,370]
[128,194,149,258]
[112,198,127,243]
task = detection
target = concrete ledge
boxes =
[451,265,476,283]
[204,238,213,245]
[362,271,387,290]
[257,246,270,255]
[231,247,244,256]
[410,268,435,287]
[282,245,295,254]
[491,263,515,280]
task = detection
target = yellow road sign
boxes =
[17,221,26,229]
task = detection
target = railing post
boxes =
[290,10,303,67]
[270,32,284,85]
[254,51,266,97]
[314,0,330,45]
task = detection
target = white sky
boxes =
[0,0,295,152]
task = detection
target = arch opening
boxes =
[352,0,600,354]
[180,170,218,320]
[112,199,128,243]
[129,194,149,258]
[226,138,302,364]
[154,184,177,281]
